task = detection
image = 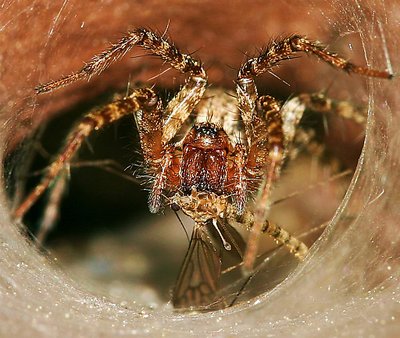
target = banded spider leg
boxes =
[14,28,207,239]
[236,35,393,272]
[12,28,393,311]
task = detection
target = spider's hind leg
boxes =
[285,93,367,166]
[297,92,367,125]
[36,167,69,243]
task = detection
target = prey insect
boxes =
[13,28,392,311]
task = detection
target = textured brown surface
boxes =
[1,1,400,336]
[1,0,367,150]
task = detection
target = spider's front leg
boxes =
[18,28,208,232]
[35,27,207,146]
[13,88,162,229]
[130,31,208,211]
[236,35,392,271]
[237,86,301,271]
[36,28,208,96]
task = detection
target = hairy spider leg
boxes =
[35,28,208,214]
[35,27,208,144]
[243,95,289,272]
[286,93,368,162]
[297,92,367,124]
[236,35,392,271]
[236,93,371,267]
[37,167,69,243]
[13,88,162,221]
[35,28,208,95]
[237,35,392,149]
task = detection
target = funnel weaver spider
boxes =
[13,28,392,310]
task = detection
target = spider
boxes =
[13,28,392,311]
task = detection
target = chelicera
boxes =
[13,28,392,310]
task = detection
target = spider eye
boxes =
[194,124,218,137]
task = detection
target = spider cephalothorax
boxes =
[154,120,248,218]
[180,123,231,196]
[13,28,392,310]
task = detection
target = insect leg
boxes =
[226,206,309,261]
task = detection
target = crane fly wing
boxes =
[172,222,223,310]
[217,220,246,263]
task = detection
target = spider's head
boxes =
[184,122,229,150]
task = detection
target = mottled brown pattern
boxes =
[13,27,392,311]
[36,28,206,95]
[238,35,392,80]
[235,34,392,272]
[13,88,160,219]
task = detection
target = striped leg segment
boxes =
[261,220,308,260]
[241,94,286,272]
[36,28,207,94]
[236,35,392,271]
[226,206,308,261]
[36,27,208,155]
[13,88,161,220]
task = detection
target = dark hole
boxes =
[4,87,189,304]
[3,81,360,311]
